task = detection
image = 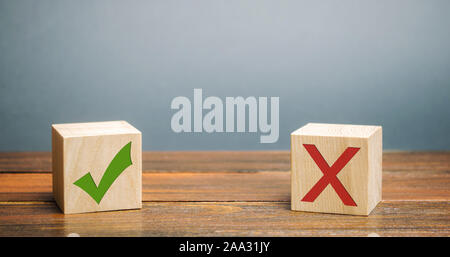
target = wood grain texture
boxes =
[52,121,142,214]
[291,123,382,215]
[0,170,448,202]
[1,151,449,173]
[0,151,448,236]
[0,201,448,237]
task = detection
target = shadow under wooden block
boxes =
[52,120,142,214]
[291,123,382,216]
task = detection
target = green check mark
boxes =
[74,141,132,204]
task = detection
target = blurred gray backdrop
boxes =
[1,0,449,151]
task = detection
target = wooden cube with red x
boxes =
[291,123,382,216]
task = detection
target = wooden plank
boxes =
[0,152,51,172]
[0,151,289,173]
[0,170,448,202]
[142,151,290,172]
[1,151,449,173]
[383,151,450,172]
[0,172,289,202]
[0,151,448,237]
[0,201,448,236]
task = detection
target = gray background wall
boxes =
[1,0,449,151]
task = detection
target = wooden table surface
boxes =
[0,151,449,236]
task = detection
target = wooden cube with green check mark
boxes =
[52,121,142,214]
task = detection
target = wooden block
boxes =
[291,123,382,216]
[52,121,142,214]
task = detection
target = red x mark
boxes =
[301,144,360,206]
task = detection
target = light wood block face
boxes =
[291,123,382,216]
[52,121,142,214]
